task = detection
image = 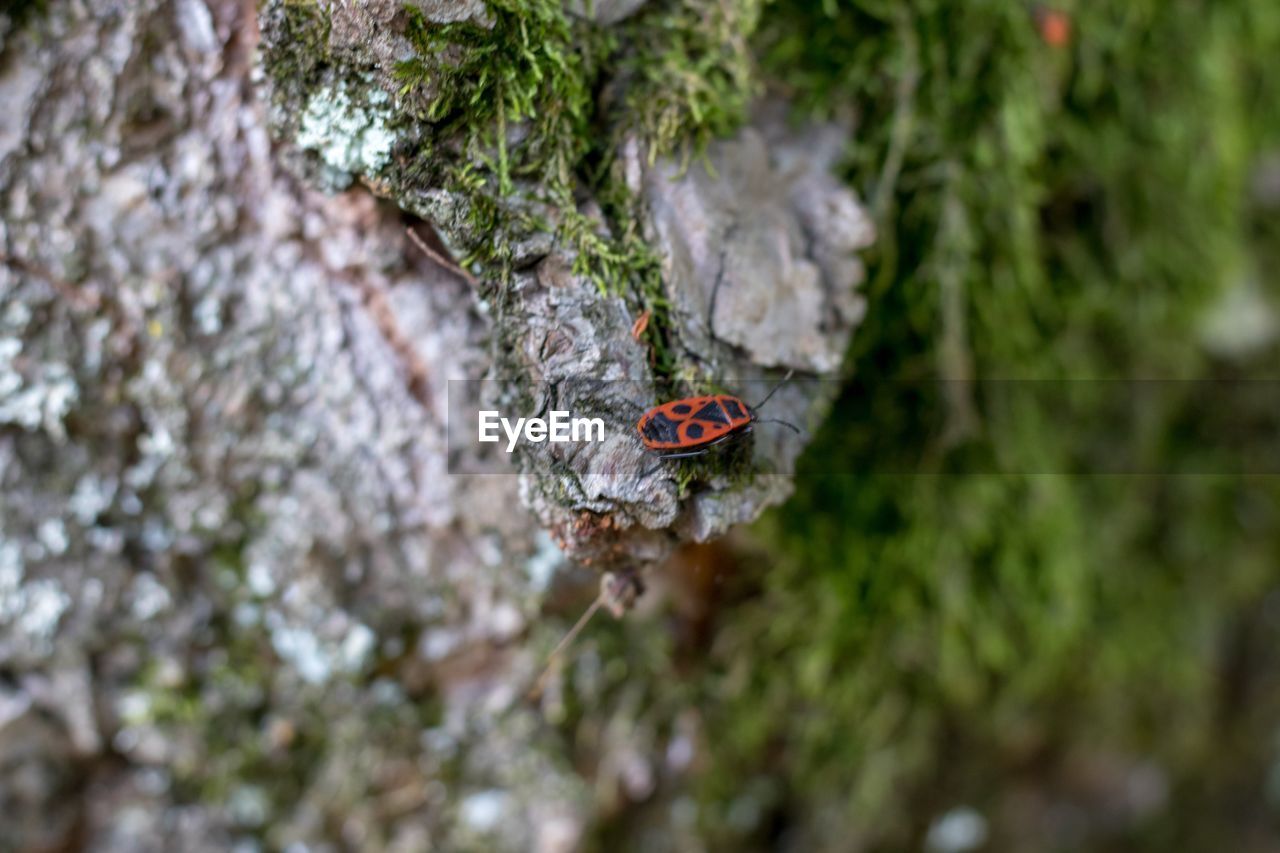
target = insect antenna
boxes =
[754,417,800,434]
[707,272,727,339]
[750,369,796,412]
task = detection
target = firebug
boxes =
[636,371,798,460]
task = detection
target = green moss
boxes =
[393,2,655,369]
[396,0,605,197]
[261,0,333,116]
[613,0,763,165]
[388,0,768,383]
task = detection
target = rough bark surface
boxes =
[0,3,582,850]
[0,1,871,850]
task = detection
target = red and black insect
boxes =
[636,372,797,461]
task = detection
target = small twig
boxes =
[631,308,651,341]
[872,11,920,220]
[529,590,607,701]
[528,571,644,701]
[405,227,478,287]
[332,265,436,417]
[934,166,980,450]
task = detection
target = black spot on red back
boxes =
[722,398,745,420]
[671,403,692,415]
[693,400,728,424]
[642,411,680,443]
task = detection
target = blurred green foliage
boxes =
[674,0,1280,848]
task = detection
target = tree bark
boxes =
[0,1,871,849]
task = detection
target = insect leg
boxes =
[639,461,664,479]
[638,446,710,477]
[657,448,713,460]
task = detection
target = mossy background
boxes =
[560,0,1280,849]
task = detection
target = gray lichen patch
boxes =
[295,82,397,189]
[0,336,79,440]
[0,542,71,659]
[402,0,493,26]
